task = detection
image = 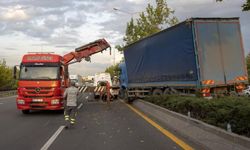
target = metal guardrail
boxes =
[0,90,17,97]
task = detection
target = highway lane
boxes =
[0,96,64,150]
[0,94,192,150]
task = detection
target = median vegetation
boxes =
[0,59,17,91]
[144,95,250,138]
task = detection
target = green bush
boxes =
[144,95,250,137]
[0,59,17,91]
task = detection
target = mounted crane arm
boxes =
[62,39,111,65]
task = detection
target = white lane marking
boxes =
[0,95,17,100]
[77,103,83,109]
[0,103,3,105]
[40,126,65,150]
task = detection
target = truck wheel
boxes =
[152,89,163,96]
[22,110,30,114]
[229,91,238,97]
[119,88,125,99]
[94,95,99,99]
[127,98,134,104]
[163,88,171,95]
[124,91,134,103]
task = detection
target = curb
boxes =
[134,99,250,149]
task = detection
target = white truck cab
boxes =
[69,74,83,87]
[94,73,119,99]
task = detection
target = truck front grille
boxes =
[23,87,54,98]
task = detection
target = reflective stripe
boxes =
[94,87,98,92]
[70,121,75,124]
[201,88,210,93]
[65,118,69,121]
[101,87,105,92]
[202,80,215,85]
[70,118,76,121]
[80,86,86,92]
[236,76,248,81]
[83,86,88,92]
[79,87,83,92]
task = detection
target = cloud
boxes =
[126,0,145,4]
[4,47,17,51]
[167,0,250,53]
[0,5,29,21]
[0,0,249,76]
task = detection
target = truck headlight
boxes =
[51,99,60,105]
[17,99,25,105]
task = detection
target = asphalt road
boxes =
[0,94,189,150]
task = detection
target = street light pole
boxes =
[113,7,142,17]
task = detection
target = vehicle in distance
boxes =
[94,73,119,99]
[69,74,83,87]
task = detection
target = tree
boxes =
[246,53,250,81]
[0,59,17,90]
[116,0,178,52]
[242,0,250,11]
[105,64,120,79]
[216,0,250,11]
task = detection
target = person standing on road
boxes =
[63,81,79,128]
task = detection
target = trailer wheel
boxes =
[163,88,171,95]
[229,91,238,97]
[152,89,163,96]
[22,110,30,114]
[163,88,178,95]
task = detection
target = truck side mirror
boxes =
[13,66,17,79]
[64,66,69,78]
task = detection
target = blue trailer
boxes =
[119,18,248,100]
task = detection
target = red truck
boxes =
[13,39,110,114]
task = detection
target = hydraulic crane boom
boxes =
[62,39,111,65]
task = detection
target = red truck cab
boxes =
[14,39,111,114]
[16,53,68,114]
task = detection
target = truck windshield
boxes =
[20,66,59,80]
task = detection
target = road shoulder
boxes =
[132,99,250,150]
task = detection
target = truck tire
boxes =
[119,88,126,99]
[22,110,30,114]
[152,89,163,96]
[163,88,178,95]
[113,95,118,100]
[94,95,99,99]
[163,88,171,95]
[124,91,134,103]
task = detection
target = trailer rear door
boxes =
[194,19,247,86]
[218,22,247,84]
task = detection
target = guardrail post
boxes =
[227,123,232,133]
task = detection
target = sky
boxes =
[0,0,249,76]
